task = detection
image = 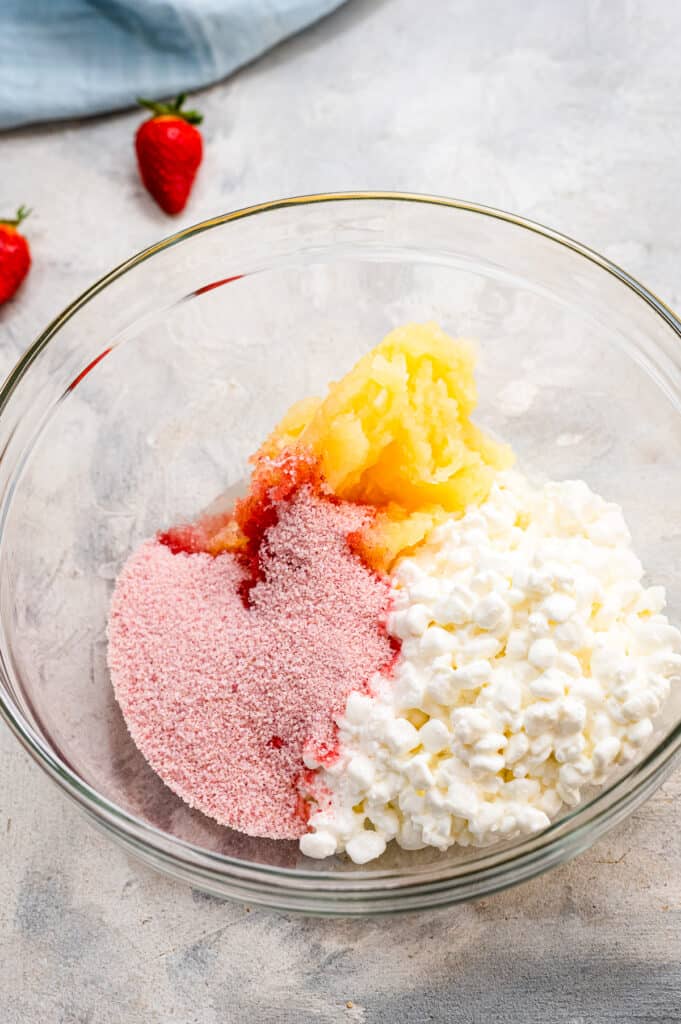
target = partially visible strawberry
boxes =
[135,93,203,215]
[0,206,31,306]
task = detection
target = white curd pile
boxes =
[301,474,681,863]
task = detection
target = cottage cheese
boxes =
[300,474,681,863]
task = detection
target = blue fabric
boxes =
[0,0,346,130]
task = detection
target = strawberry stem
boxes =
[137,93,203,125]
[0,205,31,227]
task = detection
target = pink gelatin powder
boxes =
[107,489,395,839]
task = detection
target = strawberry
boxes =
[0,206,31,306]
[135,93,203,215]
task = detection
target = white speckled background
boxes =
[1,2,681,1020]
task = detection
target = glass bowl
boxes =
[1,192,681,916]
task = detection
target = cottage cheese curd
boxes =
[301,474,681,863]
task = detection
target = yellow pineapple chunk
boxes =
[258,322,513,568]
[258,396,322,458]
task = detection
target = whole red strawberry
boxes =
[135,94,203,215]
[0,206,31,306]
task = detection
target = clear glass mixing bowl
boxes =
[1,193,680,916]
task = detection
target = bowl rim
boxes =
[2,190,681,908]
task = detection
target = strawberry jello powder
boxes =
[107,489,394,839]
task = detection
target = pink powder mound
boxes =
[107,490,394,839]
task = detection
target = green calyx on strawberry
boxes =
[135,93,204,215]
[0,205,31,228]
[0,205,32,306]
[137,93,203,126]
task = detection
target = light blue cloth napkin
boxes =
[1,0,346,130]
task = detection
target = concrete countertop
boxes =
[1,2,680,1021]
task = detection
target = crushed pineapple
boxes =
[258,322,513,569]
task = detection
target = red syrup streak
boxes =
[158,512,232,555]
[193,274,243,297]
[67,346,113,392]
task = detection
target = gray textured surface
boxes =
[1,1,681,1021]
